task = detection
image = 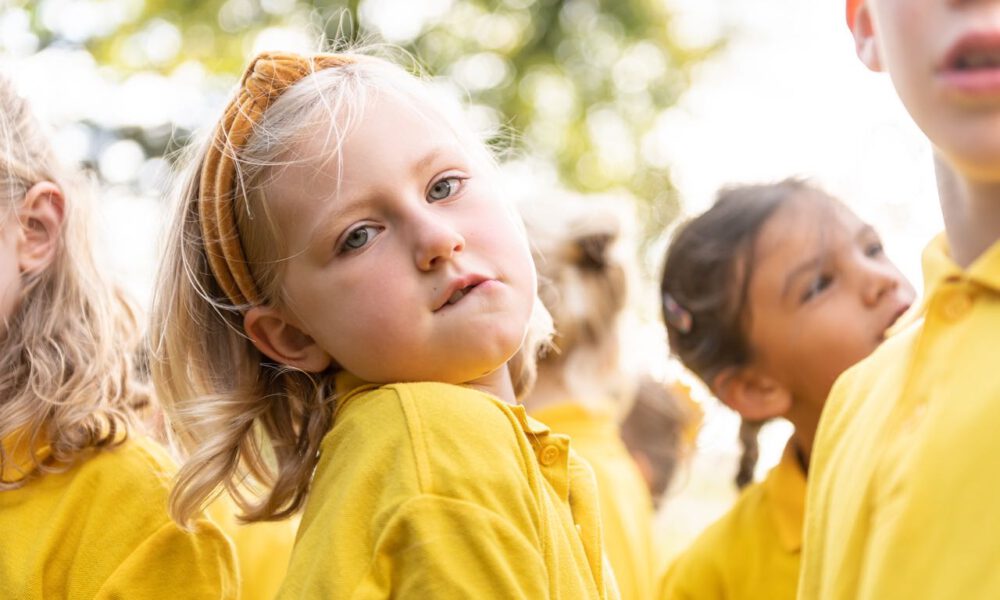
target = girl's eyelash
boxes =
[801,273,833,303]
[337,224,382,255]
[427,175,467,202]
[865,240,885,256]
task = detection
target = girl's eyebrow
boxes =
[855,223,878,241]
[303,144,464,245]
[414,147,446,174]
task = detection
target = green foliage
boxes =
[19,0,720,236]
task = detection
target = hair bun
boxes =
[575,233,613,271]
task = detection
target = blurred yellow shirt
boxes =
[208,494,297,600]
[532,403,654,600]
[799,234,1000,599]
[657,440,805,600]
[278,377,619,599]
[0,434,238,599]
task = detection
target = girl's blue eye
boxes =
[342,225,380,251]
[802,274,833,303]
[428,177,462,201]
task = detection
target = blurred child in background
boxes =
[620,374,700,511]
[657,179,914,599]
[799,3,1000,597]
[0,75,237,598]
[520,192,654,600]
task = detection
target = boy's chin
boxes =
[941,147,1000,184]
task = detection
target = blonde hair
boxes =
[0,75,143,488]
[519,192,635,406]
[151,51,551,528]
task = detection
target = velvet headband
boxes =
[198,51,354,307]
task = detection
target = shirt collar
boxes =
[763,439,807,553]
[332,371,555,439]
[1,428,51,483]
[922,232,1000,297]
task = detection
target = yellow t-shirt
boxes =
[799,234,1000,599]
[658,440,805,600]
[0,434,238,599]
[278,376,619,599]
[208,493,297,600]
[532,403,654,600]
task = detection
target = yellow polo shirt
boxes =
[0,434,238,599]
[278,376,619,599]
[658,440,805,600]
[208,494,297,600]
[799,234,1000,599]
[531,403,654,600]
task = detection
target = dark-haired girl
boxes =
[657,179,914,600]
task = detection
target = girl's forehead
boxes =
[755,195,862,260]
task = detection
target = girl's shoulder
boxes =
[333,380,532,449]
[318,381,544,503]
[0,434,237,598]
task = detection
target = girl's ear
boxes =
[853,4,883,72]
[712,366,792,422]
[244,306,333,373]
[17,182,65,275]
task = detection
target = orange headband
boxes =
[199,51,354,307]
[846,0,862,30]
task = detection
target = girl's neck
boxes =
[465,363,517,406]
[936,153,1000,268]
[783,396,823,468]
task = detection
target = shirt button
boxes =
[941,292,973,321]
[539,444,561,466]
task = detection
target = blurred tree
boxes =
[12,0,719,235]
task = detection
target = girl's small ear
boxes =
[712,366,792,422]
[853,4,883,72]
[244,306,333,373]
[17,182,65,275]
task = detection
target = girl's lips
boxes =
[433,275,492,312]
[881,302,913,340]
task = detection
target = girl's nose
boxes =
[414,215,465,271]
[861,261,900,306]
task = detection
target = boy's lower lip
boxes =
[939,68,1000,98]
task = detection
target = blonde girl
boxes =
[151,50,617,598]
[0,75,236,597]
[656,180,915,600]
[518,192,655,600]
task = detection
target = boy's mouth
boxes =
[939,32,1000,95]
[952,49,1000,71]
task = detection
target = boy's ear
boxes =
[853,4,883,72]
[244,306,333,373]
[16,182,65,275]
[711,365,792,422]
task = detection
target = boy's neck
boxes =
[936,153,1000,268]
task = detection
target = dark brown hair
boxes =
[660,178,817,488]
[620,375,696,507]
